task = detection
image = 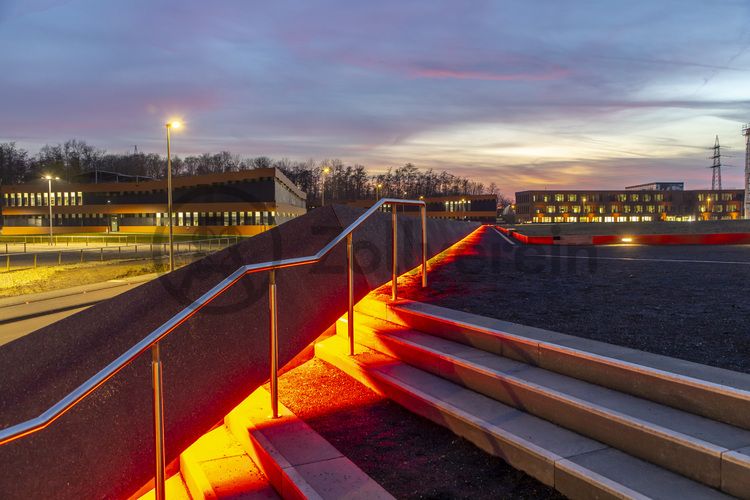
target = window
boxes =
[559,205,568,213]
[647,205,655,213]
[568,194,577,202]
[643,194,651,202]
[655,194,664,201]
[617,194,627,202]
[623,205,631,213]
[630,194,639,201]
[635,205,643,213]
[555,194,564,202]
[546,206,555,214]
[572,205,581,213]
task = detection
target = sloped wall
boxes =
[0,205,478,499]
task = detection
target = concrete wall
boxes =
[0,205,478,499]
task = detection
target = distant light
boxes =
[322,167,331,174]
[621,237,633,243]
[166,120,182,129]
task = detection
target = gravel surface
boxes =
[271,358,562,500]
[396,226,750,374]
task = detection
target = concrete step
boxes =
[316,335,731,500]
[338,315,750,496]
[137,473,192,500]
[355,296,750,431]
[137,425,277,500]
[179,426,280,500]
[225,387,394,500]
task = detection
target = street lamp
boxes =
[321,166,331,206]
[165,120,182,272]
[376,183,383,200]
[43,175,60,245]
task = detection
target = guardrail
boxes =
[0,234,241,252]
[0,199,427,500]
[0,236,241,272]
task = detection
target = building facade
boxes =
[515,187,744,223]
[0,168,306,236]
[347,194,498,223]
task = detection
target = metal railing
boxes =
[0,199,427,500]
[0,236,241,272]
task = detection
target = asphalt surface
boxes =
[0,277,155,346]
[403,225,750,373]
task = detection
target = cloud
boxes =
[0,0,749,194]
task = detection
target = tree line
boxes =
[0,140,509,206]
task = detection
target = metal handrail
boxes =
[0,198,427,500]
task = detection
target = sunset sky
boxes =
[1,0,749,195]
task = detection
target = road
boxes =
[0,275,156,346]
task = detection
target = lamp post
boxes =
[321,166,331,206]
[376,183,382,200]
[165,120,182,272]
[44,175,59,245]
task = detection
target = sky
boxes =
[1,0,749,195]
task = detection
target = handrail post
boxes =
[391,207,397,301]
[269,269,279,419]
[420,205,427,288]
[151,343,166,500]
[346,233,354,355]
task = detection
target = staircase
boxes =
[316,296,750,499]
[137,387,394,500]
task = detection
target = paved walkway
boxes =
[0,273,158,346]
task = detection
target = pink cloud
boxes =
[411,66,570,81]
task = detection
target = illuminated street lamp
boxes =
[321,166,331,206]
[376,183,383,200]
[43,175,60,245]
[165,120,182,272]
